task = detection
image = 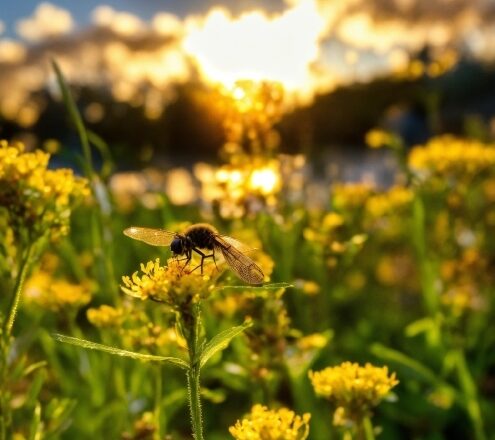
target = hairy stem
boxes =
[187,366,204,440]
[185,304,204,440]
[0,243,35,440]
[3,243,34,340]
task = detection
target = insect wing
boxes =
[215,238,264,285]
[218,235,257,254]
[123,226,177,246]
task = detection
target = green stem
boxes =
[185,305,204,440]
[0,243,36,440]
[187,366,204,440]
[455,349,486,440]
[362,416,375,440]
[153,365,162,440]
[412,195,441,348]
[3,243,35,339]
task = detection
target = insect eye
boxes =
[171,238,183,254]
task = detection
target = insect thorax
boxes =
[184,223,217,250]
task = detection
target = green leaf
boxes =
[22,361,47,377]
[405,317,436,338]
[28,402,42,440]
[25,369,47,408]
[200,321,252,368]
[51,59,94,180]
[87,129,115,178]
[218,282,293,291]
[370,343,440,384]
[53,334,188,370]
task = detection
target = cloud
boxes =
[320,0,489,53]
[0,20,5,35]
[16,2,74,42]
[0,39,27,64]
[92,5,146,37]
[2,0,495,128]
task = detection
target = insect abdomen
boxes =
[185,224,217,250]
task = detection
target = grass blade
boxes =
[371,343,441,384]
[51,59,94,180]
[53,334,188,369]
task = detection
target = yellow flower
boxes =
[332,183,375,211]
[365,129,395,149]
[309,362,398,423]
[365,186,413,218]
[301,280,320,296]
[322,212,344,231]
[87,305,123,327]
[408,135,495,181]
[121,258,218,308]
[296,333,328,351]
[0,140,89,241]
[229,405,310,440]
[25,270,91,312]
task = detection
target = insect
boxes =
[123,223,264,285]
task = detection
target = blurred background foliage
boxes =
[2,1,495,439]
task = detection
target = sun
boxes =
[183,0,325,97]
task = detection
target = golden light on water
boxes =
[183,0,325,94]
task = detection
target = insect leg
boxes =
[211,250,218,271]
[179,249,191,273]
[190,248,206,274]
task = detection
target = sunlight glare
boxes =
[183,0,325,94]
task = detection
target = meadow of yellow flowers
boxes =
[1,73,495,440]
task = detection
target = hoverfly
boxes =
[123,223,264,285]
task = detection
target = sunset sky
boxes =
[0,0,494,128]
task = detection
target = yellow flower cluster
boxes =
[229,405,310,440]
[87,303,183,353]
[332,183,375,211]
[87,305,123,327]
[409,136,495,181]
[365,186,413,218]
[0,140,89,240]
[365,129,396,149]
[309,362,398,422]
[121,258,218,308]
[439,249,487,316]
[196,159,283,218]
[25,270,91,312]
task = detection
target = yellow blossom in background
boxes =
[25,270,91,312]
[322,212,344,231]
[409,136,495,181]
[0,140,89,241]
[121,258,219,308]
[332,182,375,211]
[87,305,123,327]
[296,333,328,351]
[301,280,320,296]
[376,254,416,288]
[309,362,398,424]
[483,177,495,202]
[229,404,310,440]
[441,284,480,317]
[365,186,413,218]
[87,302,184,354]
[365,129,395,149]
